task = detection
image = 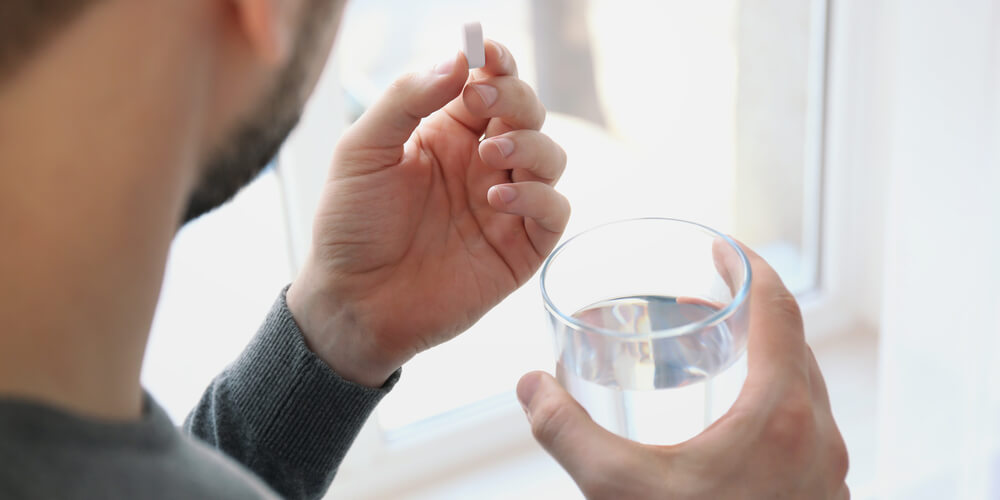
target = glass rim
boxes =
[540,217,752,340]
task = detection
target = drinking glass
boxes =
[540,218,752,444]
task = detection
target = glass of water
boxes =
[540,217,752,445]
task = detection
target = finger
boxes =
[517,372,642,486]
[836,483,851,500]
[711,237,747,296]
[676,296,725,310]
[461,75,546,135]
[726,240,810,390]
[487,182,570,254]
[477,39,518,78]
[807,346,851,488]
[336,52,469,171]
[806,347,833,413]
[478,130,567,184]
[443,40,518,134]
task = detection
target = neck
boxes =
[0,2,212,420]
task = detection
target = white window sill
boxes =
[327,326,880,499]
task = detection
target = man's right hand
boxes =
[517,242,849,499]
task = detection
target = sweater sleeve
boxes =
[183,286,399,500]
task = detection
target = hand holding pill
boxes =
[287,30,570,388]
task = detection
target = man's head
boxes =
[183,0,344,223]
[0,2,101,83]
[1,0,346,224]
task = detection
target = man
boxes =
[0,1,848,498]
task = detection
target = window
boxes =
[306,0,830,438]
[144,0,838,496]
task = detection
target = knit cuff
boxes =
[227,286,399,470]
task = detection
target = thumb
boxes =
[517,371,637,483]
[335,51,469,172]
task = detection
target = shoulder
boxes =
[0,421,280,500]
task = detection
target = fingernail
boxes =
[490,137,515,158]
[472,83,498,107]
[434,53,457,75]
[517,373,542,412]
[492,185,517,204]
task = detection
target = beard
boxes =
[181,100,299,224]
[182,1,338,224]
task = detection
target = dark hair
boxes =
[0,1,99,82]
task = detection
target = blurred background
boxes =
[142,0,1000,498]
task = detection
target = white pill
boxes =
[462,22,485,69]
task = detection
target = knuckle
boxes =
[529,398,572,445]
[762,396,817,461]
[557,144,568,167]
[576,450,646,500]
[498,43,517,72]
[768,290,804,325]
[544,191,571,231]
[830,429,850,481]
[577,469,616,499]
[559,191,572,217]
[580,478,625,500]
[390,72,421,93]
[519,81,546,126]
[535,101,548,128]
[514,78,534,101]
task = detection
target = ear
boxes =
[229,0,298,65]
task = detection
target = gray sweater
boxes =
[0,288,398,499]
